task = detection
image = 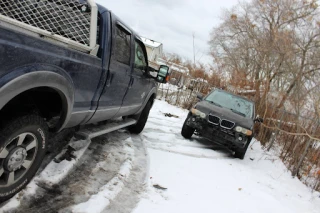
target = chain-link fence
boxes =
[157,73,214,109]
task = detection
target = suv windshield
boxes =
[205,90,254,118]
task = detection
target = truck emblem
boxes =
[141,92,146,99]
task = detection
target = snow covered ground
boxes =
[1,100,320,213]
[133,100,320,213]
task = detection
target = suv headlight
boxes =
[190,108,206,119]
[235,126,252,136]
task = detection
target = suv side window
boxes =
[134,40,147,71]
[114,25,131,65]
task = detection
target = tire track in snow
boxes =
[143,111,234,160]
[67,138,134,213]
[101,135,149,213]
[146,146,232,160]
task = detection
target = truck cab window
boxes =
[115,25,131,65]
[134,40,147,71]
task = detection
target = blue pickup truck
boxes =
[0,0,169,201]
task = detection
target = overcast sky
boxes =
[96,0,240,64]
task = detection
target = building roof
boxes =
[157,58,189,74]
[141,37,162,48]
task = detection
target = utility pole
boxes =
[193,32,196,68]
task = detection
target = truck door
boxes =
[117,38,152,116]
[88,23,132,123]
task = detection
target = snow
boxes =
[133,100,320,213]
[158,84,180,92]
[1,197,20,212]
[69,137,135,213]
[1,100,320,213]
[36,139,91,188]
[141,37,162,48]
[0,138,92,212]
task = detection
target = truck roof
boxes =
[141,37,162,48]
[97,3,109,14]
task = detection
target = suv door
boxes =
[118,38,152,116]
[88,23,132,123]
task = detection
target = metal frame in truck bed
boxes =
[0,0,98,55]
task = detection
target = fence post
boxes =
[292,122,319,177]
[175,88,181,106]
[160,83,164,98]
[267,110,285,151]
[165,83,169,99]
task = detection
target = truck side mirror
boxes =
[156,65,170,83]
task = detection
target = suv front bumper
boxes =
[186,115,250,149]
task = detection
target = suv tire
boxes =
[181,117,195,139]
[234,138,251,160]
[0,113,47,202]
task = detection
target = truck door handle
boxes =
[106,72,114,87]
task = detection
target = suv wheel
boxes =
[0,113,47,202]
[234,138,251,160]
[181,116,195,139]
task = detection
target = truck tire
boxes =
[128,101,152,134]
[181,117,195,139]
[0,113,47,202]
[234,138,251,160]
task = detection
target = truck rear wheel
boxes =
[181,117,195,139]
[128,101,152,134]
[0,113,47,202]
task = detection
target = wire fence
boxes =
[256,106,320,191]
[0,0,97,51]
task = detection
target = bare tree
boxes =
[209,0,320,184]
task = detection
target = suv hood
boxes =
[195,101,254,130]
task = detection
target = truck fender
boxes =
[136,87,157,115]
[0,69,74,131]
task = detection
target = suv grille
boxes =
[208,115,220,125]
[220,120,235,129]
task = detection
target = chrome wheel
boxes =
[0,133,38,187]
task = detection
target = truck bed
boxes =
[0,0,98,54]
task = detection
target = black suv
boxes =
[181,89,263,159]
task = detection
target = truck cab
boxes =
[66,8,161,127]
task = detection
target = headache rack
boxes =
[0,0,99,55]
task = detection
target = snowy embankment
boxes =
[134,100,320,213]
